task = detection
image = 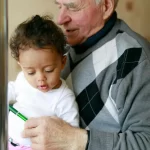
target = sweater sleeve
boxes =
[88,59,150,150]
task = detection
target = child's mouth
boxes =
[38,85,48,91]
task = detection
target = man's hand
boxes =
[22,116,88,150]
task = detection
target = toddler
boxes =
[8,15,79,150]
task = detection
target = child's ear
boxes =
[17,61,20,66]
[61,55,67,70]
[17,61,22,69]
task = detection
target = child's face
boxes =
[18,47,66,92]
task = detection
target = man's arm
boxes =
[22,59,150,150]
[22,116,88,150]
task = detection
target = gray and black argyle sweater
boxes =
[61,13,150,150]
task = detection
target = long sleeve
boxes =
[8,72,26,104]
[88,58,150,150]
[8,81,16,104]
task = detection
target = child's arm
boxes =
[8,72,23,104]
[8,81,17,104]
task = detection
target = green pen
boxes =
[9,105,28,121]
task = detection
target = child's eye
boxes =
[28,72,35,75]
[45,69,54,73]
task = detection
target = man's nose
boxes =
[57,8,71,25]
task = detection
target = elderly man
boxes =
[23,0,150,150]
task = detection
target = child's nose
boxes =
[37,72,46,81]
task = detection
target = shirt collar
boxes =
[73,11,117,54]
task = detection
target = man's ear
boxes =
[101,0,114,20]
[61,55,67,70]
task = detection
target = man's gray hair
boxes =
[95,0,119,8]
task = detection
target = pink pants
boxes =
[8,142,32,150]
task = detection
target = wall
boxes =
[117,0,150,41]
[8,0,150,80]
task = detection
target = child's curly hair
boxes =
[10,15,66,61]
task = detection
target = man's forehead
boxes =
[54,0,81,4]
[54,0,93,5]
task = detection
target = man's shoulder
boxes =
[116,19,150,50]
[114,19,150,59]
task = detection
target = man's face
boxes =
[55,0,105,46]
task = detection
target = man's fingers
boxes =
[30,136,39,144]
[31,143,44,150]
[22,127,37,138]
[24,117,39,129]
